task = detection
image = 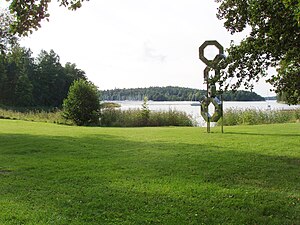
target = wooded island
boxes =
[102,86,266,102]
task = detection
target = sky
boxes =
[15,0,274,96]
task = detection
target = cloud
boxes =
[142,42,167,63]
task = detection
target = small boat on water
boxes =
[191,102,200,106]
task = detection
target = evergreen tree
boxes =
[14,72,33,106]
[0,46,88,108]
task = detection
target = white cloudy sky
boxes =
[16,0,273,96]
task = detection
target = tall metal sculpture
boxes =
[199,40,225,133]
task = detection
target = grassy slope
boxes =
[0,120,299,224]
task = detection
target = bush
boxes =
[63,79,100,126]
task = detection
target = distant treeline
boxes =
[222,90,265,101]
[102,87,265,102]
[264,96,277,101]
[102,86,205,101]
[0,46,86,107]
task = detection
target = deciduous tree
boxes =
[216,0,300,104]
[63,79,100,126]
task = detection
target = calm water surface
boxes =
[112,100,300,126]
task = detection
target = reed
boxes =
[218,108,300,126]
[100,108,194,127]
[0,108,72,125]
[0,107,194,127]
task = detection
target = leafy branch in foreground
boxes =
[0,9,18,53]
[5,0,89,36]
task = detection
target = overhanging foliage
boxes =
[6,0,89,36]
[216,0,300,104]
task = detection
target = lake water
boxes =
[112,100,300,126]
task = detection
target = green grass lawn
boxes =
[0,120,299,224]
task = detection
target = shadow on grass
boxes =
[224,131,300,137]
[0,132,299,224]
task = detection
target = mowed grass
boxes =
[0,120,299,224]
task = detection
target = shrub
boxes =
[63,79,100,126]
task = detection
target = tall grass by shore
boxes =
[218,108,300,126]
[100,108,195,127]
[0,107,194,127]
[0,108,72,125]
[1,106,299,127]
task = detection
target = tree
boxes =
[63,79,100,126]
[0,46,88,107]
[14,72,34,106]
[4,45,34,105]
[282,0,300,24]
[216,0,300,104]
[35,49,65,106]
[6,0,89,36]
[0,9,18,53]
[0,53,8,104]
[64,62,86,82]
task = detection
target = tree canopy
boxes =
[216,0,300,104]
[63,79,100,126]
[0,46,87,107]
[5,0,89,36]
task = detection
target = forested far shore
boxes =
[101,87,266,102]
